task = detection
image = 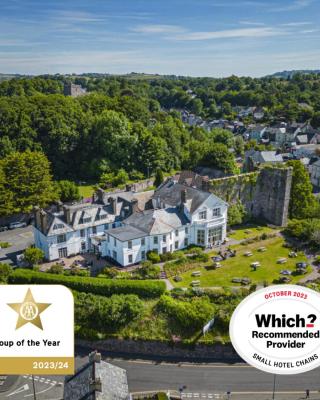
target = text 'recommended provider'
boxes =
[230,284,320,374]
[0,285,74,375]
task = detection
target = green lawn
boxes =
[78,185,95,198]
[228,225,279,241]
[170,237,309,288]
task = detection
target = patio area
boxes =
[39,253,108,276]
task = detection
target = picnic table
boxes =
[191,280,200,287]
[289,251,298,258]
[277,257,287,264]
[244,251,253,257]
[258,247,267,252]
[251,261,261,268]
[191,271,201,277]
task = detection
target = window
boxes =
[104,224,108,230]
[208,226,223,244]
[154,236,158,245]
[100,214,107,220]
[80,217,91,224]
[80,229,85,238]
[185,227,188,234]
[128,254,133,264]
[81,242,86,251]
[141,238,145,246]
[175,230,179,237]
[184,238,189,247]
[114,237,117,246]
[197,230,205,246]
[162,234,166,242]
[112,223,116,228]
[213,208,221,217]
[162,247,167,254]
[175,241,179,250]
[58,247,68,258]
[92,226,97,234]
[128,240,132,249]
[57,234,66,244]
[112,250,117,260]
[199,210,207,220]
[107,234,110,242]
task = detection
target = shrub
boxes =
[74,292,144,331]
[100,267,119,278]
[158,295,215,331]
[0,263,12,283]
[136,263,160,279]
[147,251,161,264]
[48,264,64,274]
[9,269,166,298]
[0,242,11,248]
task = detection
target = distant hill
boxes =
[0,73,25,81]
[268,70,320,78]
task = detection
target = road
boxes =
[0,226,34,265]
[1,353,320,400]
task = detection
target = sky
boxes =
[0,0,320,77]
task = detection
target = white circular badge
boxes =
[230,285,320,375]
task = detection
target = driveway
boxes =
[0,226,34,266]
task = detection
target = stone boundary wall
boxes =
[208,167,293,227]
[76,339,241,362]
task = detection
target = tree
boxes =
[228,202,246,226]
[287,160,317,219]
[154,169,164,188]
[1,150,57,213]
[311,112,320,128]
[56,180,81,202]
[24,247,44,267]
[201,143,238,174]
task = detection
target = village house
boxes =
[244,149,284,172]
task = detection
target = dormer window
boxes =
[199,210,207,220]
[53,223,64,230]
[80,217,91,224]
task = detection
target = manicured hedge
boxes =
[9,269,166,298]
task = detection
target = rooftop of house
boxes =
[63,352,129,400]
[153,182,213,214]
[245,150,284,164]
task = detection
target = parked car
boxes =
[9,221,27,230]
[0,226,8,232]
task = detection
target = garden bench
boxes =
[191,271,201,277]
[244,251,253,257]
[251,261,261,268]
[258,247,267,252]
[277,258,287,264]
[191,280,200,287]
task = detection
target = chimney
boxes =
[40,210,48,232]
[108,197,117,215]
[33,207,41,229]
[201,178,209,192]
[181,189,187,204]
[96,188,105,204]
[131,199,139,213]
[56,201,63,212]
[63,205,71,224]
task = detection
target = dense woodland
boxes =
[1,73,320,181]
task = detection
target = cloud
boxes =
[281,21,313,26]
[172,27,287,41]
[132,24,185,34]
[239,21,266,26]
[271,0,314,12]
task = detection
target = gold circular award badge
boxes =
[229,285,320,375]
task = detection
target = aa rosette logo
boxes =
[230,285,320,375]
[0,285,74,375]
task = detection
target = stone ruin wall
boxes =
[208,167,293,227]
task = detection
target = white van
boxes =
[9,222,27,230]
